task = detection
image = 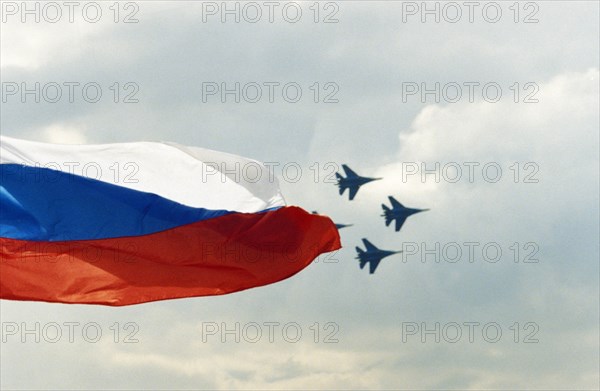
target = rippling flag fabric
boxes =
[0,136,340,306]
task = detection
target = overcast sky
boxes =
[1,1,599,389]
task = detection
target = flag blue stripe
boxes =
[0,164,254,241]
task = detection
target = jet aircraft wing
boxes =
[395,217,408,232]
[342,164,358,178]
[348,186,359,200]
[389,196,404,209]
[362,238,378,251]
[369,259,382,274]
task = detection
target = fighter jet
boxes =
[311,211,353,229]
[335,164,382,200]
[381,196,429,232]
[355,238,401,274]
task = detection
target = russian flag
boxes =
[0,136,340,306]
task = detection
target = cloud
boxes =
[38,123,88,144]
[362,68,599,238]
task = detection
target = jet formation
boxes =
[330,164,429,274]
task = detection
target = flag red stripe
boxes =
[0,206,341,306]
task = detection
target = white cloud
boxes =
[38,123,88,144]
[0,21,101,70]
[359,68,599,239]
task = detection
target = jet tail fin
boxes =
[336,174,347,195]
[382,204,393,226]
[356,247,367,269]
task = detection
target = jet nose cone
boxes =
[384,250,402,257]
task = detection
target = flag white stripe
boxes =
[0,136,285,212]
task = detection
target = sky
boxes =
[1,1,599,389]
